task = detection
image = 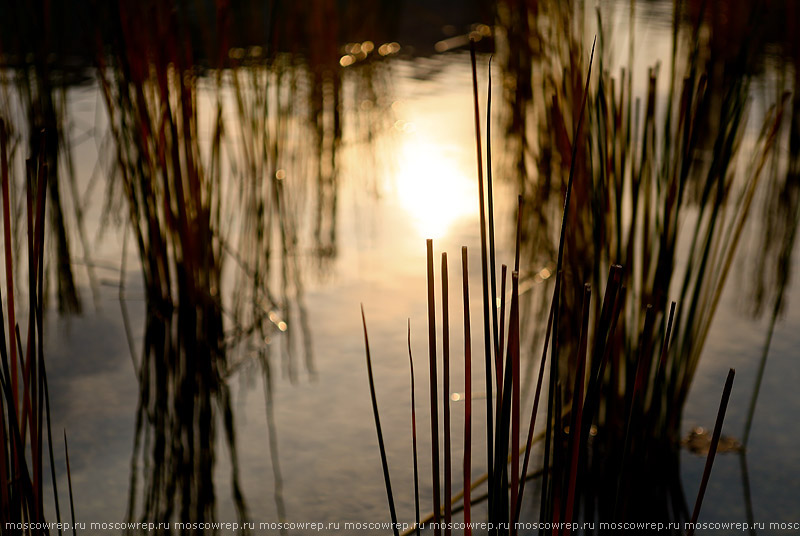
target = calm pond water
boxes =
[1,0,799,534]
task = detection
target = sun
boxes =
[394,139,476,240]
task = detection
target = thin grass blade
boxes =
[469,40,495,520]
[361,305,400,536]
[65,430,77,536]
[542,38,596,525]
[686,369,735,536]
[407,320,421,536]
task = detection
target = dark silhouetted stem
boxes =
[361,306,400,536]
[542,38,596,529]
[426,240,441,535]
[461,247,472,536]
[470,39,494,525]
[65,430,77,536]
[408,320,421,536]
[442,253,452,536]
[687,369,735,536]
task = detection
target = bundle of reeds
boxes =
[361,37,742,534]
[498,1,790,524]
[0,121,76,533]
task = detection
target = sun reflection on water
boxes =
[394,138,476,239]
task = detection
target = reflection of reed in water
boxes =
[748,57,800,326]
[94,0,395,527]
[96,2,247,528]
[220,1,396,381]
[738,47,800,529]
[0,1,95,315]
[258,349,287,535]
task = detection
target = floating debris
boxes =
[682,426,743,455]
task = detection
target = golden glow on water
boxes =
[395,139,475,239]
